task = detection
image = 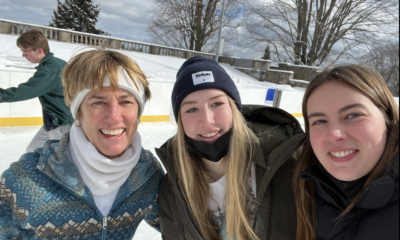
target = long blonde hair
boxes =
[169,97,259,240]
[293,65,400,240]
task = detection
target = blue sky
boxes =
[0,0,155,43]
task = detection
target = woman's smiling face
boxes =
[307,81,387,181]
[79,87,139,159]
[180,89,233,144]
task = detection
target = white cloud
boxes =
[0,5,11,11]
[10,0,55,9]
[25,6,50,16]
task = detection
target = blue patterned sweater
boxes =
[0,133,164,240]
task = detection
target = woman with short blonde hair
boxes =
[0,48,163,239]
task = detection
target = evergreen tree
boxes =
[49,0,109,35]
[262,45,271,60]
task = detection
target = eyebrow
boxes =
[88,94,133,100]
[338,103,367,113]
[181,94,227,107]
[308,103,367,119]
[88,95,107,100]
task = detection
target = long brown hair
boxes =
[169,97,259,240]
[293,65,399,240]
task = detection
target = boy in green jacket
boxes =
[0,30,73,152]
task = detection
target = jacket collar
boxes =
[36,132,159,207]
[35,52,54,69]
[301,152,399,210]
[157,105,305,173]
[155,135,268,179]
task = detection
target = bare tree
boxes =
[360,41,399,97]
[147,0,242,52]
[243,0,399,66]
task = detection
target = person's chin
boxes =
[97,141,128,158]
[101,148,125,159]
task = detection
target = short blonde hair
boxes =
[62,48,151,108]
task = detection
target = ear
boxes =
[37,48,43,54]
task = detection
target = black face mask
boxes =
[185,130,232,162]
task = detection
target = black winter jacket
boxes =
[156,105,306,240]
[301,152,399,240]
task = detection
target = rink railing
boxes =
[0,70,300,127]
[1,69,398,127]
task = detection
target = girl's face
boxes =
[180,89,233,144]
[307,81,387,181]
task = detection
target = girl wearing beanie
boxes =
[156,56,306,240]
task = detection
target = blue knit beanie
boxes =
[172,56,242,121]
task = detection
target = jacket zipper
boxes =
[102,216,108,240]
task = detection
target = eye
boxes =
[185,107,198,113]
[120,100,134,105]
[347,113,362,119]
[92,101,105,106]
[311,119,327,126]
[212,102,223,107]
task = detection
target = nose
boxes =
[107,101,123,123]
[327,123,347,142]
[199,107,215,126]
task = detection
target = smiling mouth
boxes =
[329,150,358,158]
[199,130,222,138]
[100,128,126,138]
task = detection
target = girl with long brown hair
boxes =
[293,65,399,240]
[156,56,306,240]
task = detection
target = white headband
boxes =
[70,66,146,119]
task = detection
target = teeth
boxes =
[200,132,218,138]
[330,150,355,158]
[101,129,124,135]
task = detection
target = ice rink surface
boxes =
[0,122,178,240]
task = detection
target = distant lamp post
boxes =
[215,0,226,62]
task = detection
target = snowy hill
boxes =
[0,34,304,91]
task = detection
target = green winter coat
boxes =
[0,53,73,130]
[156,105,307,240]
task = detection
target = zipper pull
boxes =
[103,216,107,229]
